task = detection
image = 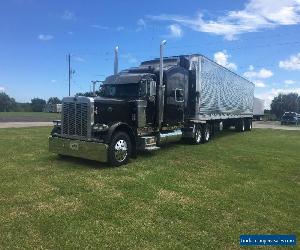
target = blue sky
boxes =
[1,0,300,107]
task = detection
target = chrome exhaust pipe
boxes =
[156,40,167,129]
[159,40,167,86]
[114,46,119,75]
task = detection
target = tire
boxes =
[202,124,210,143]
[223,121,231,130]
[235,119,245,132]
[51,126,61,136]
[191,125,202,144]
[245,119,252,131]
[219,121,224,131]
[108,132,132,166]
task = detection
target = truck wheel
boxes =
[245,119,252,131]
[202,124,210,143]
[108,132,132,166]
[51,126,61,136]
[192,126,202,144]
[219,121,224,131]
[235,119,245,132]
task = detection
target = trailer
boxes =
[45,103,62,113]
[49,45,254,166]
[253,97,265,120]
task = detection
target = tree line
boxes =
[0,92,61,112]
[1,91,300,118]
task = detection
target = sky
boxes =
[0,0,300,108]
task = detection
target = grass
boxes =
[0,127,299,249]
[0,112,60,122]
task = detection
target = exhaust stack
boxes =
[114,46,119,75]
[156,40,167,130]
[159,40,167,86]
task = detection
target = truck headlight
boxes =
[53,120,61,126]
[92,124,109,132]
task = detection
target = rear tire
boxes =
[191,125,202,144]
[202,124,210,143]
[235,119,245,132]
[108,132,132,166]
[245,119,252,131]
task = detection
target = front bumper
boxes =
[49,136,108,162]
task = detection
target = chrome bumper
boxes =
[49,136,108,162]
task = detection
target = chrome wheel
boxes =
[219,122,223,131]
[195,129,202,143]
[205,129,210,141]
[114,139,128,163]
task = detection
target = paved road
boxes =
[253,121,300,130]
[0,122,52,129]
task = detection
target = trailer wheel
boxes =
[202,124,210,143]
[235,119,245,132]
[245,119,252,131]
[108,132,132,166]
[191,125,202,144]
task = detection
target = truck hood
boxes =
[94,97,134,125]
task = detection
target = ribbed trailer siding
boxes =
[197,55,254,118]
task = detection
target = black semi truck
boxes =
[49,44,254,166]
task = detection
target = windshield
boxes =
[100,83,140,98]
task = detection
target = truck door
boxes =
[164,67,189,126]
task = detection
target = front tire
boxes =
[108,132,131,166]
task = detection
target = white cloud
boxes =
[213,50,237,71]
[91,24,109,30]
[248,65,255,71]
[257,87,300,108]
[116,26,125,31]
[0,86,5,92]
[37,34,54,41]
[284,79,296,84]
[137,18,146,28]
[253,80,267,88]
[62,10,75,21]
[147,0,300,40]
[121,53,138,64]
[168,24,183,38]
[73,56,85,63]
[279,53,300,70]
[243,67,273,79]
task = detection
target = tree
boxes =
[47,97,61,105]
[271,93,300,119]
[31,98,46,112]
[0,92,16,112]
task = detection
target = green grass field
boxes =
[0,127,299,249]
[0,112,60,122]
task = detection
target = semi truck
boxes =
[49,43,254,166]
[253,97,265,120]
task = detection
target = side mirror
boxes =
[149,81,156,97]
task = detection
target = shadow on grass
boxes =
[49,129,246,169]
[51,154,112,169]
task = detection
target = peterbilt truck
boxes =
[49,46,254,166]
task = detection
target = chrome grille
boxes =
[62,101,90,138]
